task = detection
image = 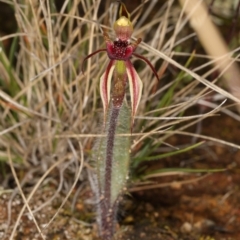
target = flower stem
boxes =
[101,106,120,239]
[94,100,131,240]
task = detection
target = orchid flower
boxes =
[82,2,159,127]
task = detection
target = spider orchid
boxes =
[82,2,159,126]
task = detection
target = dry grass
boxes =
[0,0,239,239]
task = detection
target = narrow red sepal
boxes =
[81,49,107,74]
[100,60,115,124]
[125,60,143,129]
[132,53,160,82]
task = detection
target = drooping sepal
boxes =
[126,60,143,128]
[100,60,115,123]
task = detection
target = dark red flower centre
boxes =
[106,39,134,60]
[112,40,129,58]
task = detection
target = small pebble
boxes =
[181,222,192,233]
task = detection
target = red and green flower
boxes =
[83,3,159,126]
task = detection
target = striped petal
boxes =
[126,60,143,127]
[100,60,115,123]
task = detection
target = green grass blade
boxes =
[133,141,204,167]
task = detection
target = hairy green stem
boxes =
[102,107,120,239]
[93,100,131,240]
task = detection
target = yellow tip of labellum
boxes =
[115,16,132,27]
[114,16,133,40]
